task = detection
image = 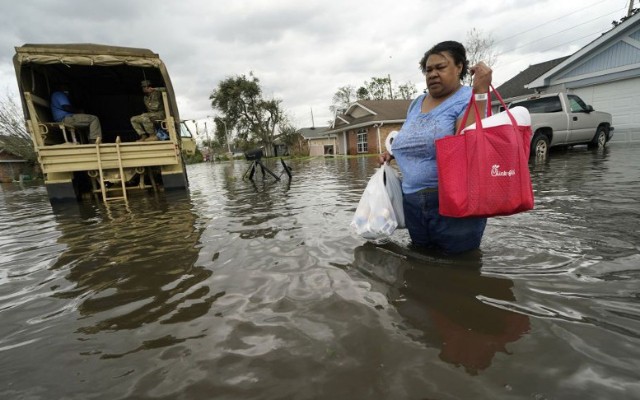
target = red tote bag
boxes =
[435,85,534,218]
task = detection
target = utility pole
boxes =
[204,121,212,162]
[629,0,635,17]
[222,120,231,154]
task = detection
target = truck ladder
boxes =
[95,137,128,203]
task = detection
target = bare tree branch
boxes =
[464,28,499,86]
[0,93,37,162]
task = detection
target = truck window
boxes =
[510,96,562,114]
[180,123,193,138]
[568,95,588,113]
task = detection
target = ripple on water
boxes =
[2,148,640,399]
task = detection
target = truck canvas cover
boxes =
[13,43,180,125]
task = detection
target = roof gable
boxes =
[328,99,411,132]
[528,11,640,88]
[297,126,331,139]
[558,40,640,79]
[345,103,377,118]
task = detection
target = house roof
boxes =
[0,148,27,162]
[496,56,570,100]
[527,10,640,89]
[297,126,331,139]
[327,99,411,133]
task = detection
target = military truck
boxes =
[12,43,189,204]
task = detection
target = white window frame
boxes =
[356,129,368,153]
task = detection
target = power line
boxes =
[496,30,599,68]
[496,7,624,56]
[493,30,608,82]
[493,0,612,45]
[527,31,601,54]
[489,1,631,80]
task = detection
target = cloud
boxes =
[0,0,628,130]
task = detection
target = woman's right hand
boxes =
[378,151,393,165]
[470,61,492,93]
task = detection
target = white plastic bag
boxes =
[383,164,404,229]
[351,164,404,240]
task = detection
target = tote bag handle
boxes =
[455,84,516,135]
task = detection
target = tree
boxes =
[464,28,498,86]
[395,82,418,100]
[0,93,37,163]
[209,72,286,156]
[330,85,356,115]
[213,117,232,151]
[259,98,285,155]
[360,76,393,100]
[356,86,370,101]
[277,120,306,156]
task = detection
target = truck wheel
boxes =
[531,133,549,159]
[588,127,607,149]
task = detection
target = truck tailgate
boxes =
[38,142,180,174]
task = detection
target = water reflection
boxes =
[352,242,530,375]
[3,144,640,398]
[49,194,218,345]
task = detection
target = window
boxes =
[568,95,588,113]
[357,129,368,153]
[180,123,193,138]
[511,96,562,114]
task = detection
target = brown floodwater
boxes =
[1,143,639,400]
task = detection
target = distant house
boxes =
[298,126,333,156]
[0,148,29,182]
[498,11,640,141]
[323,100,412,155]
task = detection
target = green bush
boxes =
[182,150,204,164]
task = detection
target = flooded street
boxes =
[1,143,639,400]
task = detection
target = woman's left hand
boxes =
[469,62,492,93]
[378,151,393,166]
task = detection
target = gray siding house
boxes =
[523,11,640,142]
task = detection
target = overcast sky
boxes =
[0,0,631,136]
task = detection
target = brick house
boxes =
[323,100,412,155]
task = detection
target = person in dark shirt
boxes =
[50,84,102,144]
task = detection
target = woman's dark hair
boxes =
[419,40,469,80]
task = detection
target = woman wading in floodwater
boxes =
[379,40,492,254]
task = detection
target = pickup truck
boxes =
[13,43,190,205]
[508,92,614,158]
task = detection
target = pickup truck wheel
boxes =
[588,127,607,149]
[531,133,549,159]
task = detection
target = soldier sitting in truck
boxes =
[50,83,102,144]
[130,80,165,142]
